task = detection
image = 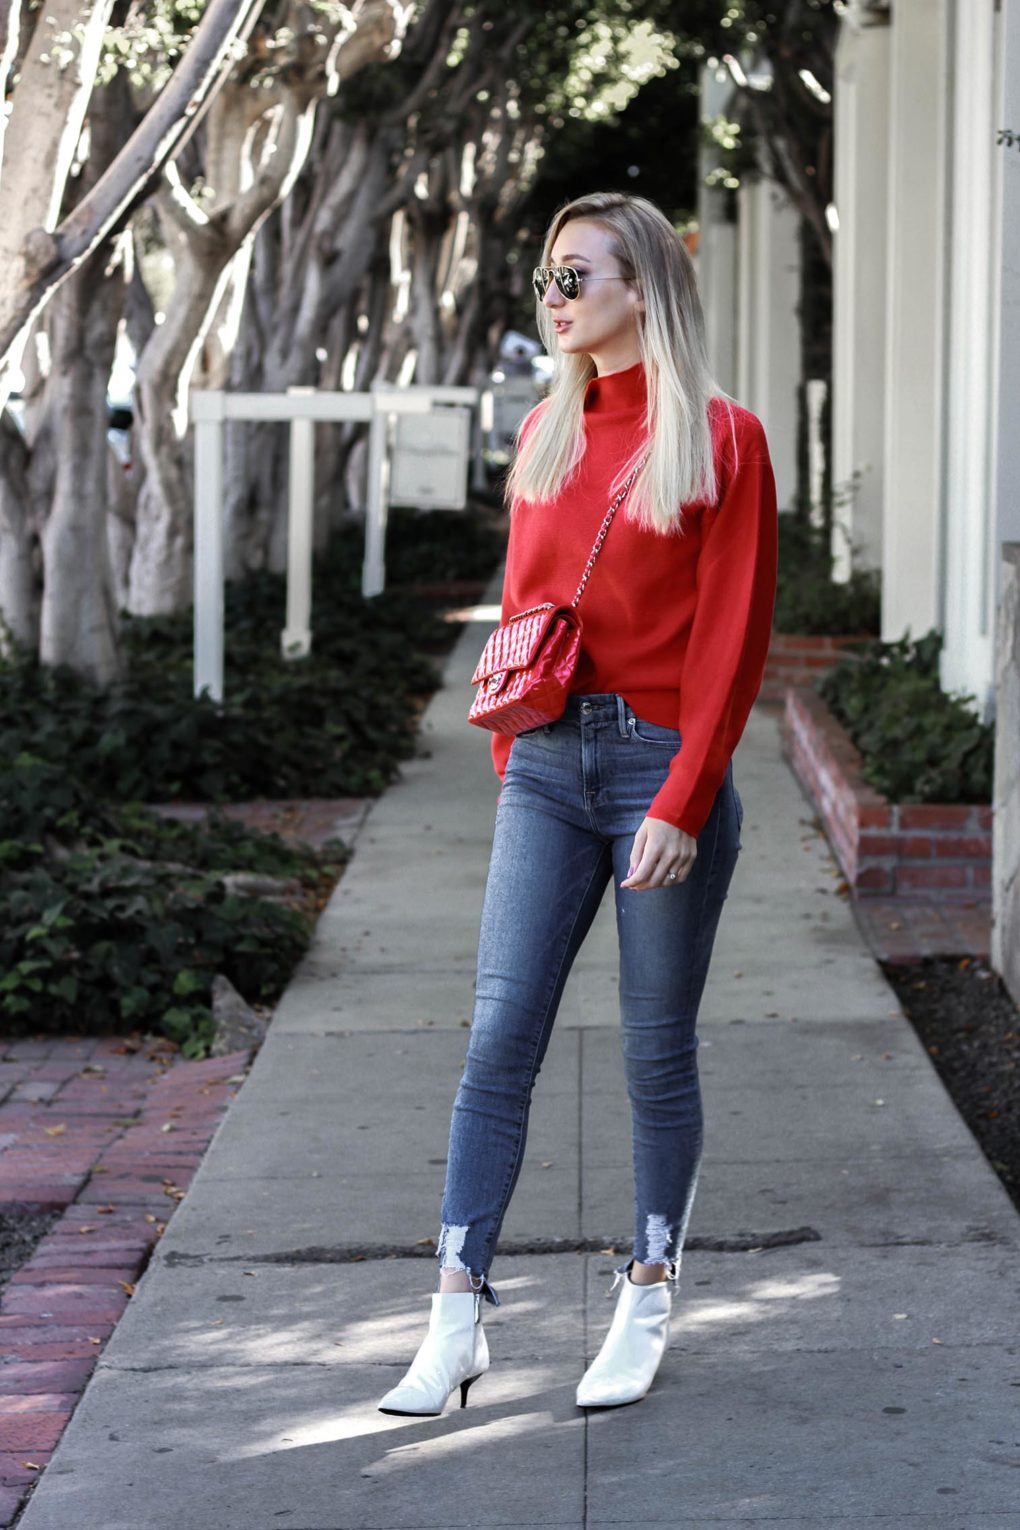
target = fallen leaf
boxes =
[78,1225,95,1235]
[43,1123,67,1137]
[414,1236,436,1247]
[88,1337,102,1345]
[144,1214,157,1223]
[21,1462,42,1471]
[932,1336,943,1344]
[541,1161,553,1168]
[160,1122,177,1133]
[96,1204,116,1214]
[118,1281,135,1297]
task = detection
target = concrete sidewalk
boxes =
[18,589,1019,1530]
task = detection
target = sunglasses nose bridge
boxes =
[535,270,564,306]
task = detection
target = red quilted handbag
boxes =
[468,458,646,734]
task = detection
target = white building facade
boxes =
[698,0,1020,724]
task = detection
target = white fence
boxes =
[190,384,477,702]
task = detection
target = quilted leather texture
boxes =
[468,609,582,734]
[470,605,564,684]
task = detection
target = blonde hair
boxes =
[506,191,735,534]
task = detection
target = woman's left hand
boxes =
[620,816,696,890]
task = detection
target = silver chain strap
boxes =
[570,456,649,610]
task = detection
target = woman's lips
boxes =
[553,320,572,333]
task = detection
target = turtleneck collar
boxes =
[583,359,647,415]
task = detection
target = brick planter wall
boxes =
[782,687,992,900]
[761,632,870,705]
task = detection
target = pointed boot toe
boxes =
[576,1272,672,1409]
[378,1290,489,1416]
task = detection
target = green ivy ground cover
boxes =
[1,507,504,1055]
[817,630,994,804]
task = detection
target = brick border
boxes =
[782,687,992,899]
[0,1042,251,1526]
[761,631,870,705]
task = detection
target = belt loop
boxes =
[616,693,629,738]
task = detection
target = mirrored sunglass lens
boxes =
[532,268,550,297]
[556,267,580,299]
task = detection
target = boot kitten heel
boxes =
[378,1290,490,1416]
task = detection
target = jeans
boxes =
[436,692,743,1307]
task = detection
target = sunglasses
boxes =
[532,265,631,301]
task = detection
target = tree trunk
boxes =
[0,413,37,654]
[0,0,268,400]
[39,238,128,683]
[222,117,397,574]
[126,3,410,613]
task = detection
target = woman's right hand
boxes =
[620,816,697,890]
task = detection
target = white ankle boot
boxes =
[576,1265,673,1408]
[378,1290,489,1415]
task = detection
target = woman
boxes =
[379,191,778,1416]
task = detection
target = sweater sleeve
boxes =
[645,417,778,838]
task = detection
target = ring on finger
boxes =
[666,869,678,882]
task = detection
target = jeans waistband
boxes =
[561,693,633,736]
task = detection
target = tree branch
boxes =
[0,0,268,372]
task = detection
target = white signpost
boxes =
[190,384,478,702]
[389,407,472,510]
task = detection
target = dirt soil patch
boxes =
[0,1208,60,1298]
[882,956,1020,1214]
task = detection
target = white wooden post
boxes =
[940,0,1001,707]
[806,378,828,530]
[880,0,949,646]
[192,391,226,704]
[190,386,477,691]
[363,406,390,599]
[282,386,316,658]
[470,397,489,493]
[832,8,891,578]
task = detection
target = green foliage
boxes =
[0,509,502,803]
[0,752,336,1054]
[817,631,995,805]
[0,509,501,1053]
[773,513,881,637]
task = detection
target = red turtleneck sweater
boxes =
[491,360,778,839]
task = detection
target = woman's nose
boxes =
[543,282,564,309]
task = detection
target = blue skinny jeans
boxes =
[436,692,743,1306]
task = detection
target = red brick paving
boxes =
[0,1033,251,1524]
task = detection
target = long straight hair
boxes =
[505,192,735,534]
